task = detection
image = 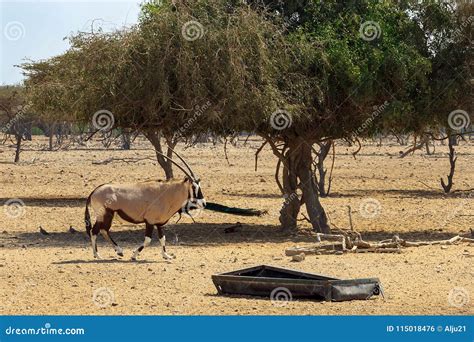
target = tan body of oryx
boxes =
[86,179,193,260]
[90,180,189,226]
[85,148,206,260]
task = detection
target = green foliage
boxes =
[21,0,472,142]
[31,126,44,135]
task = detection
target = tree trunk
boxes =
[448,133,458,146]
[315,141,332,197]
[48,122,56,151]
[14,134,22,163]
[144,130,174,180]
[440,135,457,193]
[164,133,178,177]
[298,142,330,233]
[278,138,330,233]
[279,146,300,230]
[121,132,131,150]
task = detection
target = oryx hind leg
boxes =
[101,230,124,257]
[157,225,175,260]
[90,208,114,259]
[100,210,123,257]
[131,223,154,261]
[90,221,102,259]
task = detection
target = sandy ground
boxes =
[0,136,473,315]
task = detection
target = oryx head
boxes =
[184,176,206,211]
[156,147,206,213]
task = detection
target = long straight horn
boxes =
[166,146,197,179]
[155,151,194,180]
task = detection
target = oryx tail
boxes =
[85,184,105,237]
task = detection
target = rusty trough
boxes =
[212,265,382,302]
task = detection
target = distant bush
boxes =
[31,126,44,135]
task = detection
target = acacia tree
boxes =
[0,86,33,162]
[374,1,473,193]
[23,1,285,180]
[248,1,438,232]
[22,0,471,232]
[262,0,472,230]
[422,1,473,193]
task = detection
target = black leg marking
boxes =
[145,223,154,238]
[156,225,174,259]
[90,221,101,258]
[157,226,165,252]
[131,223,154,260]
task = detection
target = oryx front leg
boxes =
[131,223,153,261]
[157,226,175,260]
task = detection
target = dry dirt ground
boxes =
[0,136,473,315]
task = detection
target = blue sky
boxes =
[0,0,143,85]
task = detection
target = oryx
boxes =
[84,150,205,260]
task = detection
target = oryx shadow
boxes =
[1,222,461,251]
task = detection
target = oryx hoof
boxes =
[94,254,102,260]
[130,256,137,261]
[162,253,174,260]
[117,252,124,257]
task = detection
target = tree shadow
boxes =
[0,197,84,208]
[1,186,471,209]
[1,222,463,250]
[328,189,473,199]
[1,224,314,249]
[223,193,282,199]
[216,189,473,200]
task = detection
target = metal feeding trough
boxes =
[212,265,382,302]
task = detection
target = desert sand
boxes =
[0,137,472,315]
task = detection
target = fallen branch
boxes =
[399,136,430,158]
[316,233,348,250]
[286,234,472,257]
[353,247,401,254]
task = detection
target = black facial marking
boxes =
[192,182,204,199]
